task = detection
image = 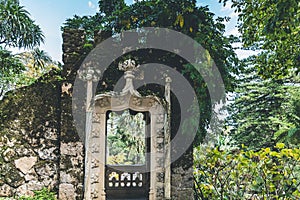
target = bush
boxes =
[18,188,56,200]
[194,143,300,199]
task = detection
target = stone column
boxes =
[78,67,101,200]
[164,76,172,199]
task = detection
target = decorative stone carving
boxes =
[132,97,142,106]
[115,96,126,105]
[91,143,100,153]
[148,98,156,107]
[98,97,110,107]
[78,67,101,82]
[156,114,164,124]
[91,159,99,168]
[91,174,99,184]
[118,59,139,72]
[92,112,101,123]
[91,128,100,138]
[118,59,141,97]
[91,188,99,199]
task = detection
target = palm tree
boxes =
[31,48,52,69]
[0,0,44,49]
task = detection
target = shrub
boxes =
[194,143,300,199]
[18,188,56,200]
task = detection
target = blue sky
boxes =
[15,0,242,62]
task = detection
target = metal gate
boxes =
[105,165,150,199]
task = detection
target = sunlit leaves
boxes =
[221,0,300,79]
[0,0,44,49]
[194,145,300,199]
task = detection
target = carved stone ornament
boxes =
[156,114,165,124]
[92,112,101,123]
[91,128,100,138]
[91,188,99,199]
[132,97,142,106]
[114,96,126,106]
[118,59,139,72]
[91,143,100,153]
[78,66,101,82]
[118,59,141,97]
[91,159,99,168]
[98,97,110,107]
[91,174,100,184]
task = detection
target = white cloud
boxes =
[229,10,239,18]
[226,27,240,36]
[235,49,257,59]
[88,1,96,9]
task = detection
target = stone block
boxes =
[15,156,37,174]
[59,183,76,200]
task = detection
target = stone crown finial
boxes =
[118,59,141,97]
[118,59,140,72]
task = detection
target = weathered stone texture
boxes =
[171,146,194,200]
[59,29,87,200]
[0,70,61,197]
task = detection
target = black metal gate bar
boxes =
[105,165,150,199]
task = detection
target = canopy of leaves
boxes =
[0,0,47,98]
[228,62,300,149]
[221,0,300,79]
[0,47,24,97]
[221,0,300,149]
[0,0,44,49]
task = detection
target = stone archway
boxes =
[83,59,169,200]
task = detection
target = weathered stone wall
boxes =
[0,71,61,197]
[171,147,194,200]
[59,29,86,200]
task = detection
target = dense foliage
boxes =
[194,144,300,199]
[0,0,47,98]
[0,0,44,49]
[227,63,300,149]
[221,0,300,149]
[0,47,24,97]
[221,0,300,79]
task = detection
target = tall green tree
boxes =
[0,0,45,97]
[228,61,300,149]
[222,0,300,148]
[0,0,44,48]
[221,0,300,80]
